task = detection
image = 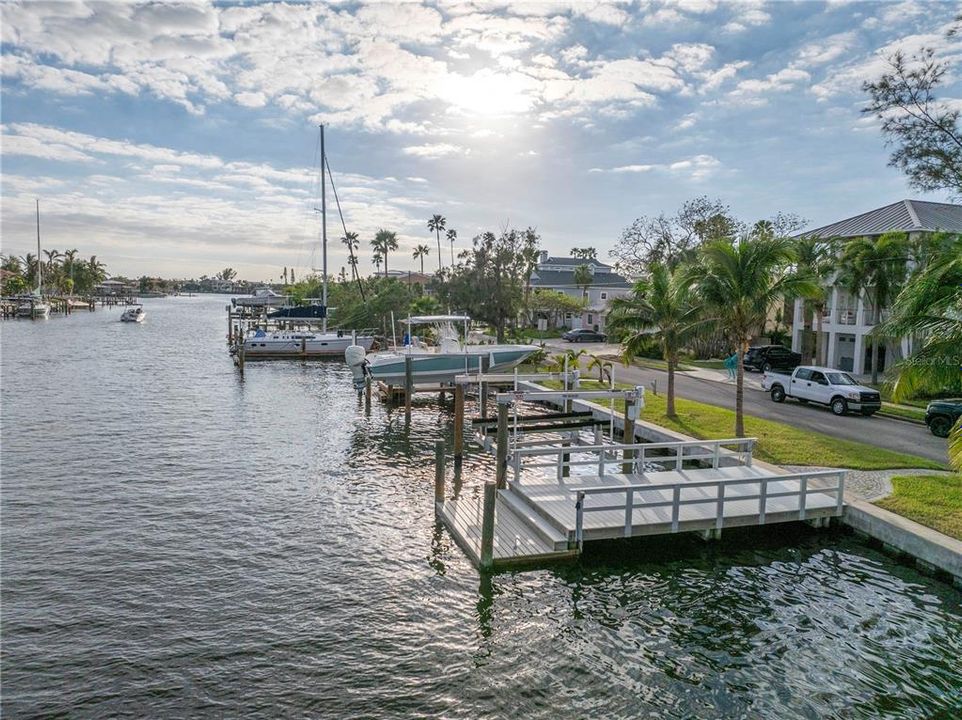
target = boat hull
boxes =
[17,302,50,319]
[243,334,375,358]
[366,346,538,385]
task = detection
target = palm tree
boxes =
[587,355,612,383]
[342,231,360,278]
[608,263,704,417]
[446,228,457,266]
[838,231,909,384]
[413,244,430,274]
[689,237,819,437]
[427,214,446,271]
[573,263,593,302]
[794,236,834,365]
[881,235,962,453]
[374,229,399,276]
[371,251,383,276]
[63,249,79,294]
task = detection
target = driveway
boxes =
[543,339,948,465]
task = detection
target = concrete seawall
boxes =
[517,380,962,588]
[844,497,962,588]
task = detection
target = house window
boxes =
[600,292,607,300]
[587,314,593,324]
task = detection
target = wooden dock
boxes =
[433,381,847,570]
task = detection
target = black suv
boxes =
[924,399,962,438]
[744,345,802,373]
[562,328,607,343]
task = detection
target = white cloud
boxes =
[733,67,811,95]
[235,91,267,108]
[401,143,467,158]
[796,32,858,67]
[592,153,721,180]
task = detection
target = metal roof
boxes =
[796,200,962,239]
[538,257,612,268]
[530,268,632,288]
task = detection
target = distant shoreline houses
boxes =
[528,251,632,332]
[790,199,962,376]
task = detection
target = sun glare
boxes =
[441,69,536,116]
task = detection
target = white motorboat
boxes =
[232,287,289,308]
[241,328,375,357]
[346,315,539,386]
[120,305,145,323]
[16,297,50,319]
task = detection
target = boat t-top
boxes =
[346,315,539,386]
[120,305,145,323]
[232,287,289,308]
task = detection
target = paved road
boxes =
[544,339,948,465]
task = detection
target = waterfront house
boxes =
[529,251,632,332]
[790,199,962,375]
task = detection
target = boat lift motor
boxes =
[344,344,370,391]
[629,385,645,419]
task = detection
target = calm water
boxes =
[2,296,961,718]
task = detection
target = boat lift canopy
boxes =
[402,315,472,324]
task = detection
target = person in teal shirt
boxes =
[723,352,737,381]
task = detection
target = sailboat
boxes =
[237,125,375,358]
[17,200,51,319]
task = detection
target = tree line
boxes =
[1,250,107,296]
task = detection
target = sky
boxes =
[1,0,959,281]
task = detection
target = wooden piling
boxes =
[480,381,488,419]
[434,440,445,506]
[237,325,245,377]
[495,402,509,489]
[404,355,413,421]
[480,480,496,570]
[453,383,465,467]
[364,376,372,411]
[622,396,636,474]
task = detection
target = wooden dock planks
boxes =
[438,492,578,567]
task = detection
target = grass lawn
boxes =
[875,474,962,541]
[593,353,697,373]
[879,402,927,422]
[541,379,945,471]
[688,359,728,370]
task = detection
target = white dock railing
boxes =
[573,469,846,549]
[509,437,756,481]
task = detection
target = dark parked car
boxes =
[924,399,962,438]
[743,345,802,373]
[562,328,607,343]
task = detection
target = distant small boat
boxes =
[120,305,145,323]
[16,297,50,319]
[232,287,288,308]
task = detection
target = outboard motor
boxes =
[345,345,369,391]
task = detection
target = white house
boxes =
[791,199,962,375]
[528,252,632,331]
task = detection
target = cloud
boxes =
[733,67,811,95]
[401,143,467,158]
[591,154,721,180]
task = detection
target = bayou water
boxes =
[2,295,961,718]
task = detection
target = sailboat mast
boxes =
[36,198,42,296]
[320,124,328,333]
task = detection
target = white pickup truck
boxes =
[761,365,882,416]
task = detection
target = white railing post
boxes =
[836,472,845,515]
[758,478,768,524]
[637,446,646,474]
[712,440,720,469]
[575,491,585,551]
[557,450,564,480]
[798,475,808,519]
[675,445,683,471]
[624,489,634,537]
[715,482,725,530]
[671,485,681,532]
[513,451,521,482]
